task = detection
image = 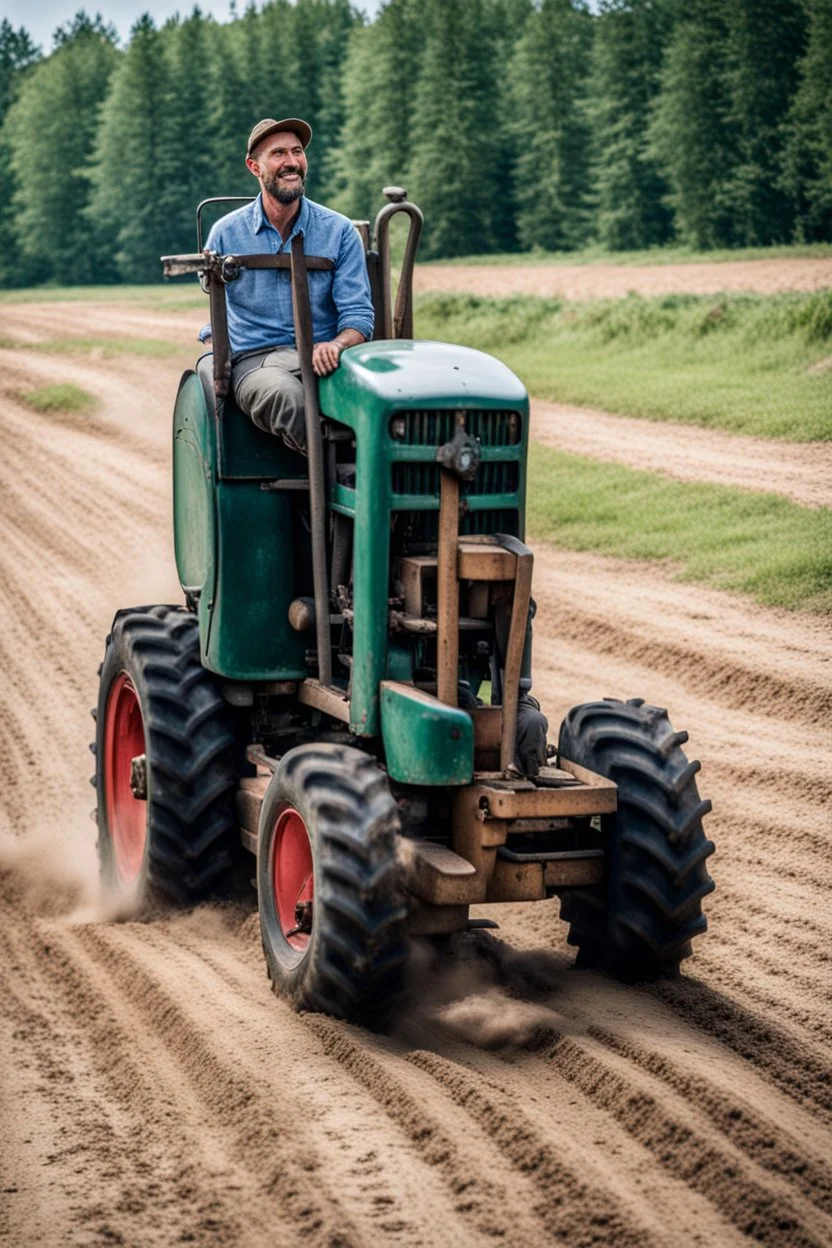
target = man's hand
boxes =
[312,340,343,376]
[311,328,365,377]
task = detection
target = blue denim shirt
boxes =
[205,194,375,356]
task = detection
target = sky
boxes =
[4,0,383,52]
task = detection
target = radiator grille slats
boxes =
[392,409,521,447]
[392,461,519,497]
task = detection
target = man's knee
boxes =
[233,352,306,450]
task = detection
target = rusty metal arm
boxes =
[492,534,535,774]
[289,235,333,690]
[372,188,423,339]
[159,251,336,400]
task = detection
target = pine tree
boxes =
[254,0,307,122]
[210,17,258,199]
[0,21,41,287]
[408,0,505,258]
[162,8,219,255]
[781,0,832,241]
[510,0,594,252]
[87,15,180,281]
[722,0,806,244]
[328,23,381,219]
[329,0,427,221]
[313,0,359,201]
[591,0,674,251]
[4,12,118,284]
[650,0,806,247]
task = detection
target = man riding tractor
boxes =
[202,115,549,776]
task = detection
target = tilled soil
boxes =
[415,255,832,299]
[1,300,831,1248]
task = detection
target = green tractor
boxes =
[93,189,714,1023]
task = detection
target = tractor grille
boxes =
[392,460,519,498]
[391,409,521,447]
[398,508,521,547]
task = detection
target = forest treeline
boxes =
[0,0,830,285]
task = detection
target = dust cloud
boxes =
[400,933,570,1050]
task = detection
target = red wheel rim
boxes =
[103,672,147,885]
[272,806,314,952]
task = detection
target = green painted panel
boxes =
[219,401,308,480]
[204,481,308,680]
[172,370,216,598]
[194,355,307,482]
[323,339,528,409]
[319,340,529,738]
[380,683,473,786]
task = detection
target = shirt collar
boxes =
[251,192,310,243]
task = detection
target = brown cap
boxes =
[246,117,312,158]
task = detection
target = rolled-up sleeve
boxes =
[333,221,375,340]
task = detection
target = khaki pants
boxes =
[232,347,307,453]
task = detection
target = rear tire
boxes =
[558,697,714,980]
[94,605,237,905]
[258,744,408,1024]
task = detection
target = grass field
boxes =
[2,281,827,612]
[421,241,832,267]
[20,383,97,413]
[417,290,832,441]
[0,334,182,357]
[528,447,832,612]
[0,283,199,305]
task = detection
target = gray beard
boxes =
[263,173,305,204]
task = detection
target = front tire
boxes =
[558,697,714,980]
[94,605,237,906]
[258,744,408,1023]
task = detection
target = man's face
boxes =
[247,131,308,204]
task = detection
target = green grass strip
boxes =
[423,241,832,267]
[527,446,832,614]
[0,282,200,304]
[31,336,180,358]
[20,383,97,414]
[416,290,832,441]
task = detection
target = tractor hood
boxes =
[319,339,528,419]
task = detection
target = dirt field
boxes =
[1,300,831,1248]
[531,400,832,507]
[415,255,832,299]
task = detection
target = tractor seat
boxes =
[196,353,307,482]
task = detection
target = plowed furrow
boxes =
[0,908,248,1246]
[534,1033,831,1247]
[404,1046,669,1248]
[586,1025,832,1216]
[46,920,369,1246]
[537,606,831,729]
[691,954,832,1049]
[79,921,494,1247]
[303,1014,569,1244]
[652,979,832,1120]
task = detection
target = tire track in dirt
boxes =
[402,1046,662,1247]
[530,400,832,508]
